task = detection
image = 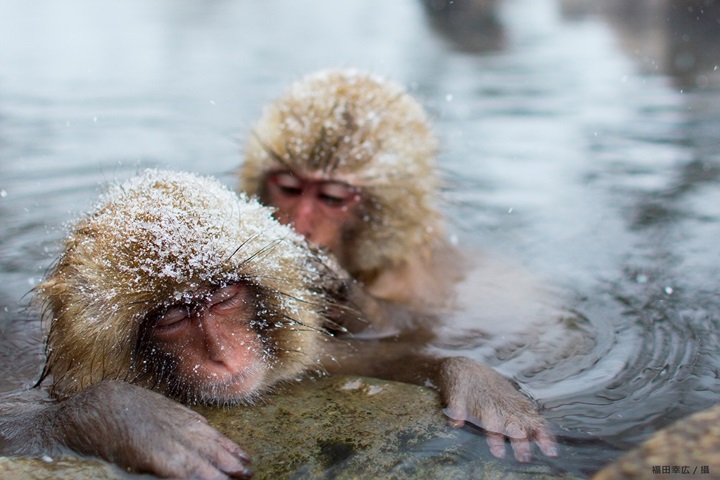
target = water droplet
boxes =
[664,286,673,295]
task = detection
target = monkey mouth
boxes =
[185,365,269,404]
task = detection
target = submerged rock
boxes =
[592,404,720,480]
[1,376,578,479]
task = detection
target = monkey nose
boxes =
[290,197,316,234]
[291,214,314,238]
[201,324,263,375]
[203,341,259,378]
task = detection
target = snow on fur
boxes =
[38,169,324,399]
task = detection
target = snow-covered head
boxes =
[241,69,443,279]
[38,170,326,402]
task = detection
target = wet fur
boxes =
[35,170,331,402]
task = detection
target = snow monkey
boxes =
[240,68,559,462]
[0,169,335,479]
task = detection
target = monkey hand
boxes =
[438,356,558,462]
[51,381,253,479]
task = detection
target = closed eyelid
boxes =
[272,173,302,188]
[319,182,356,199]
[207,284,245,308]
[156,304,191,328]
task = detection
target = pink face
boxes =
[151,283,267,401]
[264,170,361,255]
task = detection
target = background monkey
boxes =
[242,69,455,318]
[1,169,332,479]
[240,68,558,462]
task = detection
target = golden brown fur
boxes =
[36,170,326,401]
[241,70,453,293]
[238,70,559,461]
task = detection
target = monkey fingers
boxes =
[479,413,516,460]
[509,437,533,463]
[533,427,560,458]
[438,356,558,462]
[484,402,559,462]
[502,406,559,462]
[448,402,558,462]
[445,402,522,460]
[501,417,541,462]
[172,419,253,480]
[483,430,509,459]
[58,381,253,480]
[477,407,559,462]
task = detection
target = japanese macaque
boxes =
[240,69,559,462]
[1,170,331,479]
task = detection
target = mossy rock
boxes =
[2,375,579,479]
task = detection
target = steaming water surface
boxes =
[1,0,719,477]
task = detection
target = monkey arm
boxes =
[0,381,252,479]
[0,389,56,456]
[323,275,558,462]
[321,339,558,462]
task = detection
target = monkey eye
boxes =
[269,172,303,197]
[207,284,246,312]
[318,182,359,209]
[156,304,191,329]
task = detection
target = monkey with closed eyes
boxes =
[1,169,339,479]
[241,68,559,462]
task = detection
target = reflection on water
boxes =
[1,0,720,477]
[560,0,720,88]
[421,0,506,52]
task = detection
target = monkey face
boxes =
[264,170,361,257]
[40,170,326,402]
[145,283,269,403]
[242,69,443,277]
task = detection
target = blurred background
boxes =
[1,0,719,477]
